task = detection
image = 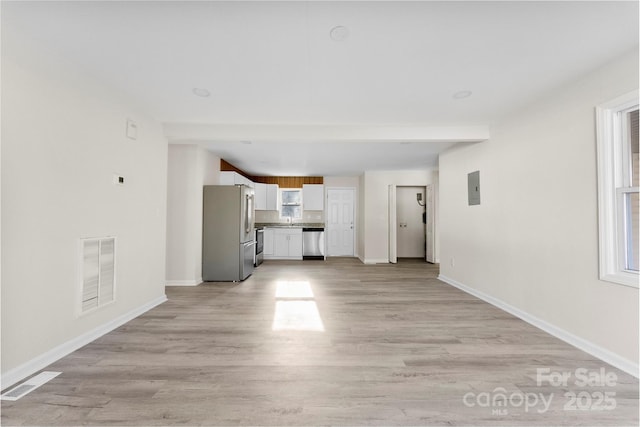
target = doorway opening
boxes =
[389,184,436,264]
[397,186,426,260]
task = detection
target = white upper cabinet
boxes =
[303,184,324,211]
[254,183,279,211]
[266,184,279,210]
[219,171,236,185]
[219,171,254,188]
[255,183,267,210]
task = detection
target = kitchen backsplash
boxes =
[255,210,324,224]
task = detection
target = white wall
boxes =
[324,176,360,189]
[432,170,441,263]
[357,174,366,261]
[166,145,220,285]
[362,170,435,263]
[439,49,639,370]
[1,30,168,384]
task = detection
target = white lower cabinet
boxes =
[263,228,275,256]
[264,228,302,259]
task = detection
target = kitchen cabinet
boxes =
[266,184,279,210]
[255,183,267,210]
[219,171,254,188]
[303,184,324,211]
[263,228,274,256]
[264,227,302,259]
[255,183,279,211]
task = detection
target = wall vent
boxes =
[1,371,61,401]
[80,237,116,314]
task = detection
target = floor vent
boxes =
[1,371,61,401]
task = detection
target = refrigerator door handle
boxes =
[245,194,254,233]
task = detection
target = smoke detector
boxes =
[330,26,349,42]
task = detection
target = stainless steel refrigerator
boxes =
[203,185,256,281]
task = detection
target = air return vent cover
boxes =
[80,237,116,314]
[1,371,61,401]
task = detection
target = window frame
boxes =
[279,188,303,220]
[595,90,639,288]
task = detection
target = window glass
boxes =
[625,109,639,271]
[596,91,639,287]
[630,109,639,187]
[624,192,639,271]
[282,205,302,219]
[282,190,302,205]
[280,189,302,219]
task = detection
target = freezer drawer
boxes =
[241,241,256,280]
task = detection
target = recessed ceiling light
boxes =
[330,26,349,42]
[192,88,211,97]
[453,90,472,99]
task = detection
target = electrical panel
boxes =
[468,171,480,205]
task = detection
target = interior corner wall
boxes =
[433,170,441,263]
[1,31,168,383]
[439,49,639,368]
[357,174,366,262]
[166,145,220,285]
[362,169,435,263]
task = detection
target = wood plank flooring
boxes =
[2,258,638,426]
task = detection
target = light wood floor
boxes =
[2,258,638,426]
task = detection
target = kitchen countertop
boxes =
[256,223,325,229]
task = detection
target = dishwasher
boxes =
[302,227,325,260]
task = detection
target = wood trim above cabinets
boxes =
[220,159,323,188]
[220,159,253,181]
[254,176,323,188]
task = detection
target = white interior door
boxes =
[326,189,355,256]
[388,185,397,264]
[426,184,436,263]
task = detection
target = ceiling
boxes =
[3,1,638,176]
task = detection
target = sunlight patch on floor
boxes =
[272,280,324,331]
[272,300,325,331]
[275,281,314,299]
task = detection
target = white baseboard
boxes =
[0,295,168,390]
[166,278,202,286]
[363,258,389,264]
[438,275,639,379]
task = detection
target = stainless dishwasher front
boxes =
[302,227,325,260]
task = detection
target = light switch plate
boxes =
[468,171,480,205]
[126,119,137,140]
